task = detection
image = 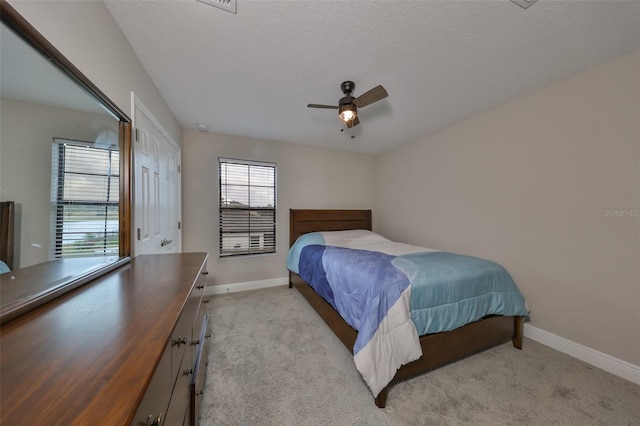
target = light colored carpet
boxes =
[199,286,639,425]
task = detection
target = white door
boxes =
[158,133,180,253]
[134,106,181,255]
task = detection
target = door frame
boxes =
[130,92,182,256]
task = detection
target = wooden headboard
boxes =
[289,209,372,247]
[1,201,15,270]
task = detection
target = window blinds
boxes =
[219,158,276,257]
[50,139,119,259]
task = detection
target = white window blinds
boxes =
[219,158,276,257]
[50,139,119,259]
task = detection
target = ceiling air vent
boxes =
[511,0,537,9]
[196,0,237,14]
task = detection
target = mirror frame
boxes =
[0,0,131,323]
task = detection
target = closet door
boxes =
[133,105,181,255]
[158,135,180,254]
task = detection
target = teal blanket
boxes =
[393,251,528,335]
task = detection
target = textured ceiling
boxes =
[105,0,640,154]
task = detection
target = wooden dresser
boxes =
[0,252,210,426]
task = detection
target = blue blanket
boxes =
[300,245,411,354]
[395,251,529,335]
[288,230,528,397]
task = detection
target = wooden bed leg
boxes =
[512,316,524,349]
[374,387,389,408]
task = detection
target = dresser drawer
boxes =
[164,348,194,426]
[132,345,172,426]
[191,296,209,364]
[171,285,202,376]
[188,270,207,365]
[190,314,209,426]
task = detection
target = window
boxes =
[219,158,276,257]
[50,139,119,259]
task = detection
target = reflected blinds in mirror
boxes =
[50,138,119,259]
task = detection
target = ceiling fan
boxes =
[307,81,388,128]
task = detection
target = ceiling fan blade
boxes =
[307,103,338,109]
[346,116,360,129]
[353,85,388,108]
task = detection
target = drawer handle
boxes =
[146,414,162,426]
[192,339,201,345]
[205,333,211,339]
[184,368,194,376]
[196,285,204,290]
[202,271,209,275]
[203,298,210,304]
[196,390,204,397]
[172,336,187,347]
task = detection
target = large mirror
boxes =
[0,1,131,323]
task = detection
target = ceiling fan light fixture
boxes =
[308,81,387,129]
[338,104,357,122]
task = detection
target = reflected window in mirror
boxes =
[50,138,120,259]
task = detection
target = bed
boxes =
[288,209,527,408]
[0,201,14,272]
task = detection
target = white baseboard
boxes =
[524,324,640,385]
[204,277,288,296]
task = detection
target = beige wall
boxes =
[8,0,182,145]
[375,51,640,365]
[1,99,119,268]
[182,130,375,285]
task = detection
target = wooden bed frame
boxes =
[288,209,524,408]
[0,201,15,270]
